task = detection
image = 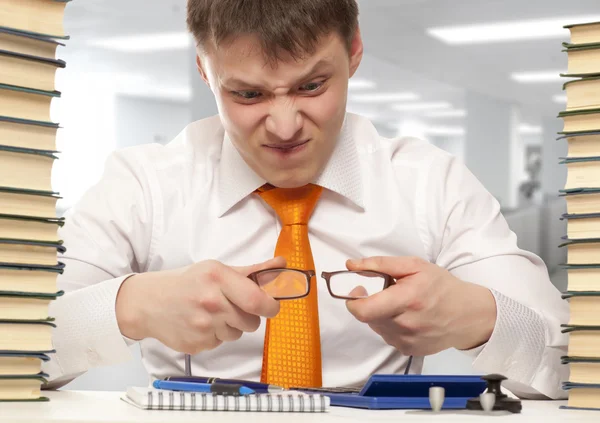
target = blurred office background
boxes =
[52,0,596,390]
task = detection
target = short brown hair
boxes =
[186,0,359,62]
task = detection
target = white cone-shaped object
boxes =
[429,386,445,412]
[480,392,496,412]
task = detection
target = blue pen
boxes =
[165,376,284,394]
[153,379,255,395]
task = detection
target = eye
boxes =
[233,91,263,100]
[299,81,324,93]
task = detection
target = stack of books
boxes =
[557,20,600,411]
[0,0,71,402]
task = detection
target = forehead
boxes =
[204,33,347,87]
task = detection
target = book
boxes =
[0,319,55,352]
[557,131,600,158]
[562,43,600,77]
[0,373,48,401]
[562,382,600,410]
[0,116,58,151]
[122,386,330,412]
[561,212,600,239]
[563,77,600,111]
[0,27,63,60]
[565,21,600,45]
[562,291,600,325]
[561,156,600,190]
[559,238,600,265]
[0,188,60,219]
[562,357,600,384]
[561,159,600,190]
[0,0,70,40]
[560,19,600,411]
[0,83,59,123]
[561,189,600,214]
[562,264,600,291]
[562,325,600,358]
[0,263,63,294]
[0,214,63,243]
[0,239,65,266]
[0,352,49,375]
[0,49,66,92]
[0,145,57,192]
[0,0,70,404]
[558,108,600,134]
[0,290,63,320]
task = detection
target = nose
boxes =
[265,98,303,141]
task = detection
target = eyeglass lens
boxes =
[254,269,309,299]
[328,271,387,298]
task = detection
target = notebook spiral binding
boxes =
[146,390,327,412]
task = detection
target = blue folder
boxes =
[295,374,487,409]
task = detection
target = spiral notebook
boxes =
[122,386,330,412]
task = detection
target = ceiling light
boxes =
[391,102,451,112]
[553,94,567,103]
[518,123,542,135]
[350,92,420,103]
[424,109,467,118]
[510,71,566,83]
[88,32,192,53]
[427,15,600,45]
[423,126,465,136]
[348,78,376,90]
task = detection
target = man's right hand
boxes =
[115,257,285,354]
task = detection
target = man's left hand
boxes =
[345,256,497,356]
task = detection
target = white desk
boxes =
[0,390,597,423]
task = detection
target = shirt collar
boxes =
[216,113,364,217]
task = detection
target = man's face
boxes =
[197,31,363,188]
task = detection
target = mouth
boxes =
[263,139,310,152]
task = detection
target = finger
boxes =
[346,283,414,322]
[232,256,287,276]
[346,256,425,279]
[218,265,281,318]
[215,322,243,342]
[224,303,262,333]
[349,285,368,298]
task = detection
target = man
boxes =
[43,0,569,399]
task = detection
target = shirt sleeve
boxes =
[43,147,160,388]
[425,152,569,400]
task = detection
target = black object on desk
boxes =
[292,374,487,409]
[466,374,522,413]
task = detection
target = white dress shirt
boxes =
[43,113,569,399]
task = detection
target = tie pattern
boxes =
[256,184,323,388]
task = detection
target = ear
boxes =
[196,55,211,87]
[348,26,364,78]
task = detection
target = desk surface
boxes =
[0,390,597,423]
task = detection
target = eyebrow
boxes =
[223,58,335,89]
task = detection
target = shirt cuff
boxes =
[469,289,566,399]
[459,342,486,358]
[45,274,137,383]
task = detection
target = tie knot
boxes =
[257,184,323,226]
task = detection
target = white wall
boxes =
[115,95,192,148]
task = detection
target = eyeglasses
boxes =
[247,268,395,300]
[184,267,406,377]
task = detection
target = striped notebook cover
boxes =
[122,387,330,412]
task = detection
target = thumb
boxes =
[345,256,424,279]
[232,256,287,277]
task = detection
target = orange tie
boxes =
[256,183,323,388]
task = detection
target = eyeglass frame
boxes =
[247,267,395,300]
